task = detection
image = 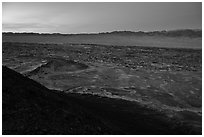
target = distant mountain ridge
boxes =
[3,29,202,37]
[2,29,202,49]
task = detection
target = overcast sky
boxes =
[2,2,202,34]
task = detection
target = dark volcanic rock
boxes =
[25,58,89,76]
[44,58,89,71]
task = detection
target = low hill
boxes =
[2,66,201,134]
[25,58,89,77]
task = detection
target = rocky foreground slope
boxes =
[2,66,201,135]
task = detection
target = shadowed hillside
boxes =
[2,66,201,135]
[2,66,116,134]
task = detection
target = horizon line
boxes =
[2,28,202,35]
